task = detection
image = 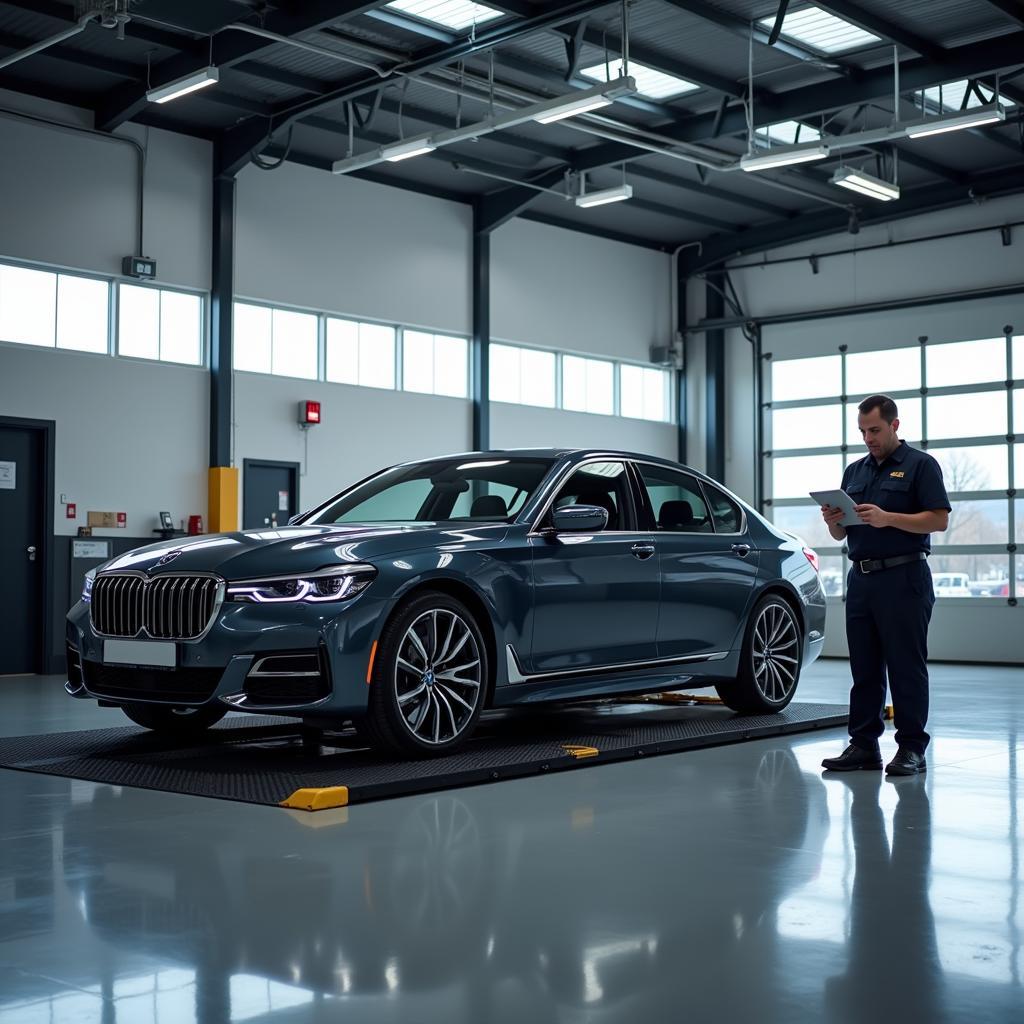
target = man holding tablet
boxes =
[819,394,951,776]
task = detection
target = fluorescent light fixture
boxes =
[580,59,698,100]
[757,5,879,54]
[146,66,219,104]
[904,102,1006,138]
[740,144,830,171]
[380,138,437,162]
[535,94,614,124]
[384,0,503,31]
[831,167,900,201]
[576,183,633,208]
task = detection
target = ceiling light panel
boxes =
[758,5,880,54]
[384,0,504,31]
[580,59,698,100]
[755,120,821,145]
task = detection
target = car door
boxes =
[632,463,759,659]
[527,459,659,674]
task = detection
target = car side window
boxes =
[636,466,713,533]
[550,461,631,531]
[702,482,744,534]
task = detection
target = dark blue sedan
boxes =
[66,450,826,756]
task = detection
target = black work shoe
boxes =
[886,748,927,775]
[822,744,883,772]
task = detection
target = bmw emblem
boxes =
[155,549,183,567]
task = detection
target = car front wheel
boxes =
[356,591,488,757]
[716,595,801,714]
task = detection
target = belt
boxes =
[851,552,927,575]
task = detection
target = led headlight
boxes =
[225,564,376,604]
[82,569,96,604]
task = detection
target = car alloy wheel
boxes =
[395,608,483,746]
[751,602,799,703]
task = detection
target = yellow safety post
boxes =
[208,466,239,533]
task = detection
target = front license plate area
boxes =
[103,639,177,669]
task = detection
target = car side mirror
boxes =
[550,504,608,533]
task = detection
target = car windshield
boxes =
[306,457,556,525]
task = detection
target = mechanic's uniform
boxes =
[841,440,950,755]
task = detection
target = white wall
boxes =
[0,344,208,537]
[491,218,672,362]
[0,89,211,290]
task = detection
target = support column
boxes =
[472,203,491,452]
[705,273,726,482]
[209,173,238,532]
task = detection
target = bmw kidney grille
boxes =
[91,574,222,640]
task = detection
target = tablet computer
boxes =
[809,488,862,528]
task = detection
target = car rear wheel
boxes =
[715,595,801,714]
[356,591,489,757]
[121,702,227,734]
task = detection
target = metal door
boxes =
[242,460,299,531]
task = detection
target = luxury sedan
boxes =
[66,450,826,756]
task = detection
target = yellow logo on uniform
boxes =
[890,471,905,478]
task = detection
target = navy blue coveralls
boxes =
[841,441,951,755]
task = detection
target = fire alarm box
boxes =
[299,400,321,426]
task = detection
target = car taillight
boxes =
[803,547,820,573]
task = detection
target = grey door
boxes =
[0,426,42,673]
[243,460,299,530]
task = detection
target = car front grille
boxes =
[91,573,222,640]
[81,661,223,703]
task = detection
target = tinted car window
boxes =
[636,465,712,533]
[309,458,554,524]
[703,482,744,533]
[551,461,631,531]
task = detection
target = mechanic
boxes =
[819,394,950,776]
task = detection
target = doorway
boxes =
[0,417,54,675]
[242,460,300,531]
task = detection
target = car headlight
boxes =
[82,569,96,604]
[225,564,377,604]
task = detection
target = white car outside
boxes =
[932,572,970,598]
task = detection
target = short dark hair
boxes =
[858,394,898,423]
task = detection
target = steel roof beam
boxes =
[983,0,1024,29]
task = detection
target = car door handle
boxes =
[731,543,751,557]
[631,543,656,560]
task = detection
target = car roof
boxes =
[400,448,708,479]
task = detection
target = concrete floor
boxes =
[0,659,1020,1023]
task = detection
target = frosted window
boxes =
[1013,335,1023,380]
[403,330,434,394]
[118,284,159,359]
[772,504,835,549]
[326,318,395,389]
[489,343,555,407]
[771,355,841,401]
[562,354,613,415]
[927,445,1008,492]
[385,1,503,32]
[927,392,1006,441]
[403,330,467,397]
[271,308,317,380]
[580,59,698,100]
[846,345,920,395]
[927,338,1005,388]
[621,364,670,422]
[0,264,56,347]
[771,405,842,451]
[159,290,201,364]
[56,274,108,353]
[489,344,520,404]
[233,303,272,373]
[847,397,922,445]
[933,499,1009,546]
[772,454,843,500]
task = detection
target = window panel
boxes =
[770,355,841,401]
[703,482,742,532]
[930,554,1010,598]
[1017,499,1023,544]
[927,338,1005,388]
[637,465,712,533]
[433,334,467,397]
[159,290,201,364]
[359,322,395,389]
[621,364,670,422]
[772,504,834,548]
[772,454,843,500]
[520,347,555,407]
[926,392,1006,440]
[928,445,1008,492]
[402,330,434,394]
[233,302,272,373]
[118,283,159,359]
[563,354,613,415]
[818,555,845,597]
[0,264,56,347]
[771,405,842,450]
[847,397,922,445]
[934,499,1009,546]
[271,308,317,380]
[56,274,107,353]
[489,343,520,403]
[1013,335,1023,380]
[325,317,359,385]
[846,345,920,396]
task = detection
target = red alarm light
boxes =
[299,400,321,426]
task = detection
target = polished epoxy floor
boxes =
[0,659,1021,1023]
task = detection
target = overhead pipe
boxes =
[0,10,100,72]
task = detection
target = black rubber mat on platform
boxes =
[0,702,846,808]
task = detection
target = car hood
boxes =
[98,522,510,580]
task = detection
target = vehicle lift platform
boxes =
[0,697,847,810]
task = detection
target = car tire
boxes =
[356,590,489,757]
[121,702,227,734]
[715,595,801,714]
